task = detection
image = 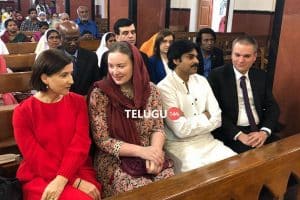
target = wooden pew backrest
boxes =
[107,134,300,200]
[79,40,101,51]
[3,53,35,72]
[6,42,37,54]
[0,71,32,93]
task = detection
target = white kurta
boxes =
[157,72,236,173]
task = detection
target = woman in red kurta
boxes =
[13,49,101,200]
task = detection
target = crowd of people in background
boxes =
[0,2,281,200]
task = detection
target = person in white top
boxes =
[157,40,236,174]
[96,32,116,67]
[0,38,9,55]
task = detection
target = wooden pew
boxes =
[0,71,32,94]
[79,39,101,51]
[6,42,37,54]
[0,104,20,177]
[3,53,36,72]
[106,134,300,200]
[0,104,18,154]
[5,39,101,55]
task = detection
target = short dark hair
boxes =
[232,35,258,52]
[154,29,175,57]
[196,28,216,44]
[4,19,16,28]
[31,49,72,91]
[113,18,134,35]
[28,8,37,14]
[38,21,49,28]
[167,40,199,70]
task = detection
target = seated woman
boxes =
[96,32,116,67]
[13,49,101,200]
[35,29,61,58]
[157,40,236,174]
[1,19,30,43]
[89,41,174,198]
[148,29,174,84]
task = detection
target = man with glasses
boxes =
[196,28,224,78]
[75,6,100,39]
[58,21,100,95]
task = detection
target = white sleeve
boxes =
[158,78,221,139]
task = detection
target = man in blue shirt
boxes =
[74,6,100,39]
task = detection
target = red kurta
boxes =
[13,92,101,200]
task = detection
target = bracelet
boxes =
[76,178,82,189]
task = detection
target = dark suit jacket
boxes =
[197,47,224,76]
[67,47,101,95]
[208,64,279,143]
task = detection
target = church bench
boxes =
[0,71,32,94]
[6,42,37,54]
[3,53,36,72]
[106,134,300,200]
[0,104,18,153]
[5,40,102,55]
[79,39,101,52]
[0,104,20,178]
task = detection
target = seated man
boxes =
[196,28,224,77]
[74,6,100,39]
[99,18,149,79]
[157,40,236,174]
[208,35,280,153]
[57,21,101,95]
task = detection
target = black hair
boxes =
[113,18,134,35]
[28,8,37,14]
[31,49,72,91]
[38,21,49,28]
[196,28,217,44]
[4,19,16,28]
[167,40,199,70]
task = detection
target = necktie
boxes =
[72,55,78,80]
[240,76,258,131]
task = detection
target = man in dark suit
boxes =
[208,35,279,153]
[196,28,224,77]
[57,21,101,95]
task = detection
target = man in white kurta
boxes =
[157,40,236,174]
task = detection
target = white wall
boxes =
[234,0,276,11]
[171,0,199,32]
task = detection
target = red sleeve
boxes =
[57,96,91,180]
[13,103,60,177]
